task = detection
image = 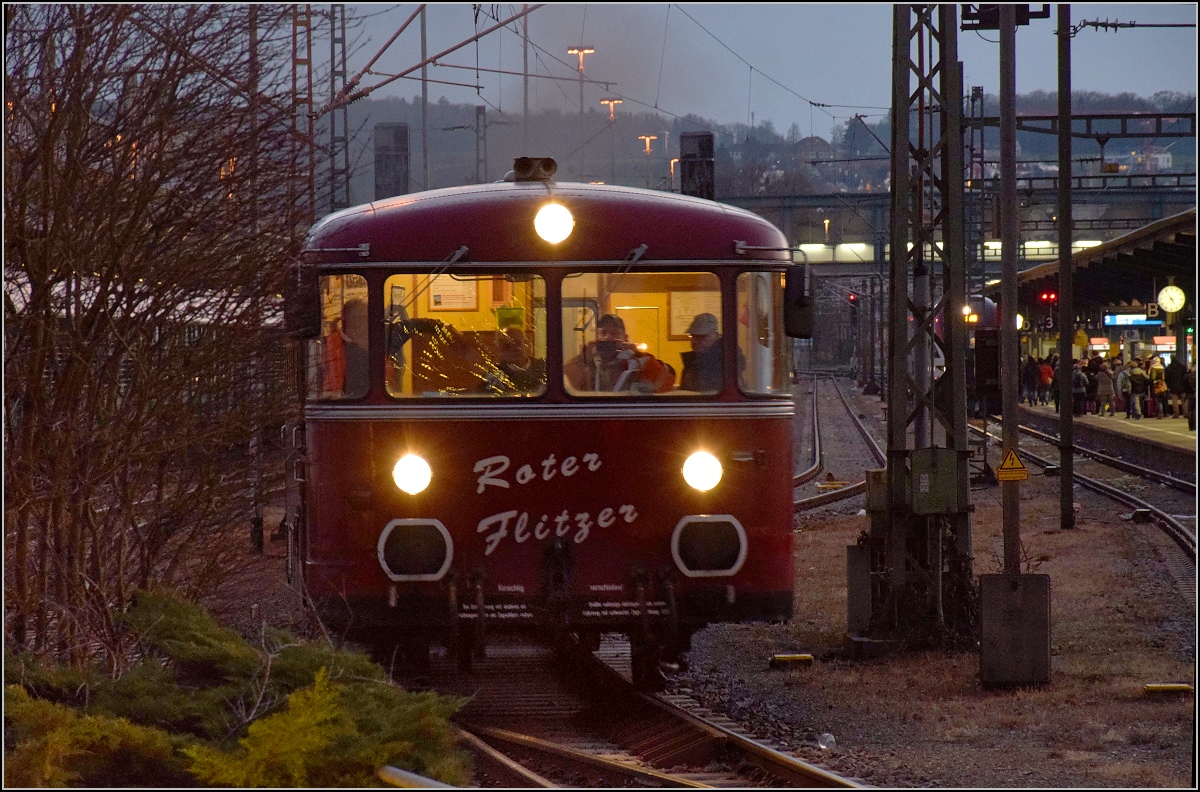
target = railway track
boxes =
[972,422,1196,566]
[792,375,1195,572]
[793,379,823,486]
[397,634,859,788]
[1002,420,1195,496]
[794,375,884,511]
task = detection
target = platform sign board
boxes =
[996,449,1028,482]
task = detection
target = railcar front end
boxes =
[287,170,810,687]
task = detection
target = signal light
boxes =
[1040,291,1058,303]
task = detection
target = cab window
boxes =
[306,274,369,401]
[384,273,547,398]
[561,271,722,396]
[736,271,791,394]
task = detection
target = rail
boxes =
[1012,421,1195,495]
[972,424,1196,563]
[794,376,884,511]
[794,379,824,485]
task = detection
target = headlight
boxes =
[682,451,722,492]
[392,454,432,494]
[534,203,573,243]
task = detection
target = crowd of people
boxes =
[1021,351,1196,429]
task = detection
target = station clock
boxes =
[1157,285,1186,313]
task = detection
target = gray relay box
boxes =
[909,447,964,514]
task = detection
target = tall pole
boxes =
[522,6,529,150]
[568,46,594,178]
[475,105,485,183]
[999,4,1021,572]
[638,135,656,188]
[421,6,429,190]
[602,98,621,184]
[882,5,972,637]
[1057,4,1075,529]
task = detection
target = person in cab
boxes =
[564,313,675,393]
[679,312,724,393]
[483,327,546,395]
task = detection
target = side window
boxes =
[306,274,369,401]
[736,272,791,394]
[384,273,546,398]
[561,271,721,396]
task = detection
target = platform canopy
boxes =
[988,209,1196,310]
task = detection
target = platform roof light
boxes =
[534,203,573,244]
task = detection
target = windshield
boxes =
[561,271,724,395]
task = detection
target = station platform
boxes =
[1018,402,1197,455]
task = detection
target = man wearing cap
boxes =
[564,313,674,393]
[680,312,725,392]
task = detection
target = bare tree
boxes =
[5,5,306,667]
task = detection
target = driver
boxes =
[564,313,674,393]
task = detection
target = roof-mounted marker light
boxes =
[534,203,573,244]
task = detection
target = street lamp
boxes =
[601,98,622,184]
[568,46,595,179]
[638,135,657,188]
[566,46,595,114]
[669,157,680,191]
[600,97,621,121]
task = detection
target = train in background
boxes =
[285,157,812,689]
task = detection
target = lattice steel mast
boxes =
[871,4,973,640]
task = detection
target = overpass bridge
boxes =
[721,171,1196,279]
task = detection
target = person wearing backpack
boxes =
[1165,356,1188,418]
[1127,358,1149,420]
[1070,360,1088,417]
[1038,357,1054,405]
[1148,356,1168,419]
[1115,360,1134,418]
[1094,361,1115,416]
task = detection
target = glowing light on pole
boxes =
[600,97,621,120]
[638,135,657,188]
[566,46,594,114]
[568,46,595,177]
[601,98,622,184]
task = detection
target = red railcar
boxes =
[287,159,808,688]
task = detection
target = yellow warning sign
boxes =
[996,449,1029,481]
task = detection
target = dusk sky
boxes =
[343,3,1197,143]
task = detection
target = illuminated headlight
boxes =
[682,451,722,492]
[392,454,432,494]
[534,203,573,243]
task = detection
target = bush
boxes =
[4,685,194,788]
[4,592,471,787]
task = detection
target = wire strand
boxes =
[655,5,670,109]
